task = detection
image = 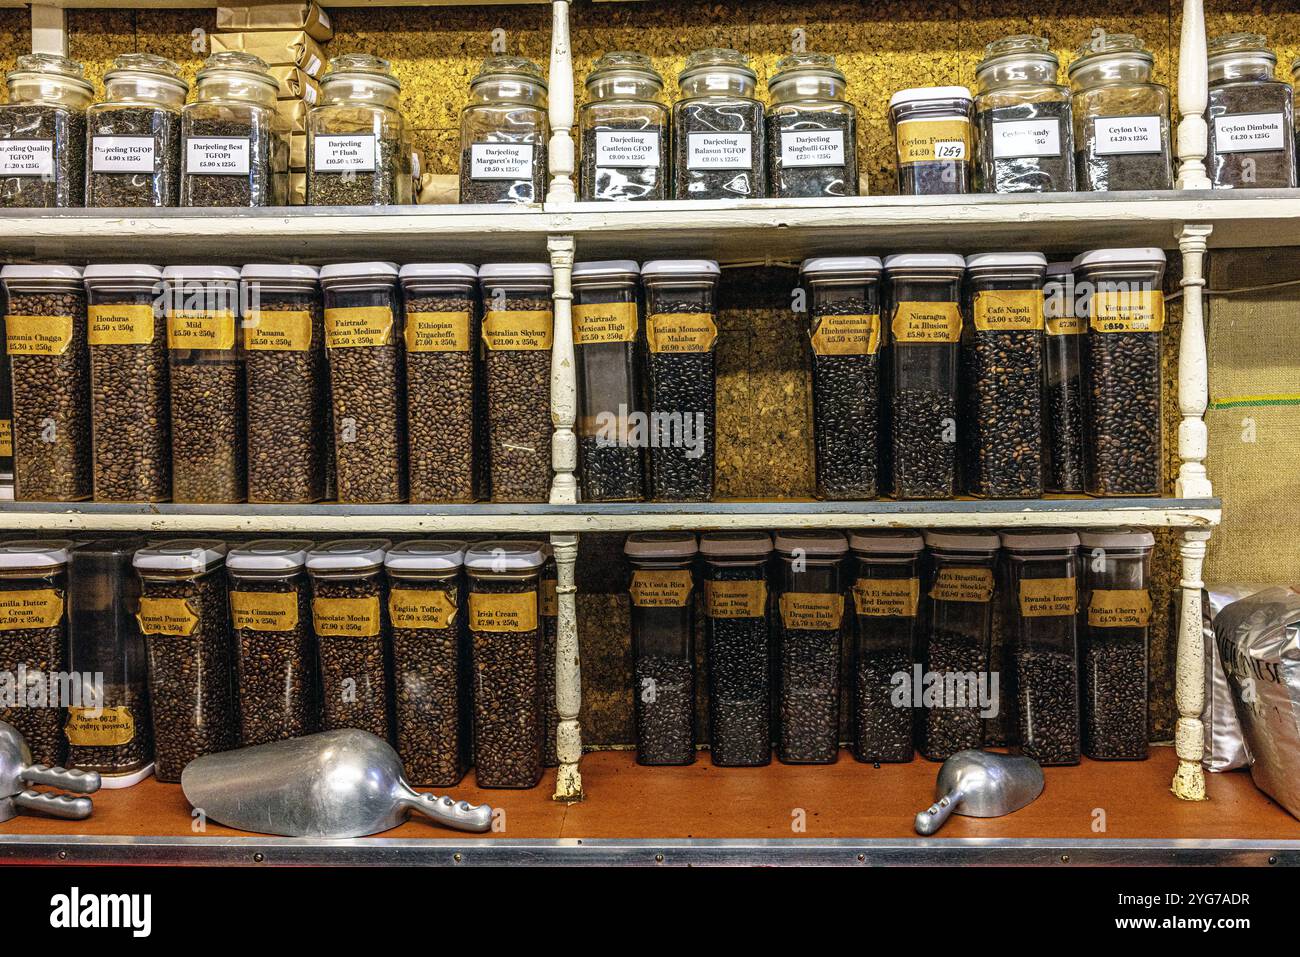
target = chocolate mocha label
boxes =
[311,596,381,637]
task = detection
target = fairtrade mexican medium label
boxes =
[137,597,199,637]
[404,311,471,352]
[0,139,54,176]
[573,302,638,345]
[244,309,313,351]
[469,591,538,633]
[311,596,381,638]
[5,314,74,356]
[811,313,880,356]
[629,570,694,608]
[482,310,553,350]
[89,304,155,346]
[687,132,752,170]
[388,588,458,630]
[890,302,962,343]
[0,419,11,458]
[167,309,237,350]
[1087,589,1153,628]
[91,135,156,172]
[325,306,394,348]
[896,118,970,164]
[778,592,845,631]
[973,289,1044,332]
[780,129,845,168]
[646,313,718,354]
[230,590,300,632]
[1090,290,1165,333]
[596,131,660,168]
[705,579,767,619]
[65,707,135,747]
[313,133,376,172]
[1093,116,1162,156]
[1018,578,1078,618]
[1214,112,1285,153]
[541,579,558,617]
[0,589,64,630]
[991,118,1062,159]
[852,578,920,618]
[186,137,251,175]
[930,568,995,604]
[1046,314,1087,337]
[470,143,534,180]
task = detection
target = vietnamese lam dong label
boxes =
[313,134,376,172]
[1093,116,1162,156]
[687,132,752,170]
[1214,112,1286,153]
[186,137,251,175]
[780,129,845,168]
[595,131,660,168]
[470,143,534,180]
[991,118,1061,159]
[91,136,156,173]
[0,140,54,176]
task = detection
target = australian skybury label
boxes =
[852,578,920,617]
[0,589,64,630]
[469,591,538,633]
[1090,289,1165,333]
[65,707,135,747]
[973,289,1044,331]
[482,310,553,350]
[89,304,155,345]
[404,311,471,352]
[573,302,638,345]
[244,309,313,351]
[5,314,74,356]
[136,597,199,637]
[891,302,962,343]
[312,595,380,637]
[646,313,718,353]
[630,570,693,608]
[388,588,457,629]
[931,567,995,604]
[706,579,767,618]
[811,313,880,356]
[778,592,845,630]
[230,590,300,632]
[167,309,237,350]
[325,306,394,348]
[1087,589,1152,627]
[1018,578,1078,618]
[896,118,970,164]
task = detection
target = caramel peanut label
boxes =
[469,591,539,633]
[405,311,472,352]
[230,590,300,632]
[573,302,638,345]
[811,313,881,356]
[852,578,920,618]
[0,589,64,630]
[630,570,694,608]
[482,310,553,350]
[1087,589,1153,628]
[891,302,962,343]
[896,118,971,165]
[89,304,155,345]
[388,588,458,630]
[325,306,394,348]
[65,706,135,747]
[167,309,236,350]
[778,592,845,631]
[1090,290,1165,333]
[5,314,74,356]
[646,313,718,354]
[1018,577,1078,618]
[541,578,558,617]
[930,568,995,604]
[1046,314,1087,336]
[137,596,199,637]
[244,309,313,351]
[311,596,381,637]
[973,289,1044,332]
[705,579,767,618]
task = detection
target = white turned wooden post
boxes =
[549,532,583,801]
[30,4,67,57]
[1176,0,1210,190]
[549,233,578,506]
[545,0,576,204]
[1174,529,1210,801]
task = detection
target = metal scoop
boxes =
[0,719,101,823]
[914,749,1044,835]
[181,729,494,838]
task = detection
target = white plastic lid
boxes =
[398,263,478,281]
[133,539,228,573]
[465,540,547,571]
[319,262,400,282]
[478,263,552,282]
[306,538,392,571]
[774,530,848,557]
[240,264,320,282]
[965,252,1047,270]
[800,256,883,276]
[998,529,1080,551]
[889,85,973,109]
[82,264,163,282]
[923,530,1000,553]
[0,264,83,281]
[1045,261,1074,278]
[0,539,73,569]
[699,531,772,558]
[227,539,313,572]
[1072,248,1167,270]
[1077,527,1156,550]
[848,530,925,555]
[625,532,699,559]
[385,540,467,572]
[641,259,721,278]
[884,253,966,272]
[161,265,241,283]
[572,260,640,279]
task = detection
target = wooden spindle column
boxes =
[545,1,576,203]
[1175,0,1210,190]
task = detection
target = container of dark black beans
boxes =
[1043,261,1086,494]
[889,86,973,195]
[0,54,93,209]
[1207,34,1295,190]
[766,53,858,198]
[673,49,765,200]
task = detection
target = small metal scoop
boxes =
[914,750,1044,835]
[0,719,101,823]
[181,729,494,838]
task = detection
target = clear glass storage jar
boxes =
[673,48,765,200]
[766,52,858,198]
[0,54,92,208]
[459,56,549,205]
[573,260,644,502]
[889,86,973,195]
[1207,33,1295,189]
[1043,261,1086,493]
[884,253,964,500]
[579,52,667,202]
[1,264,92,501]
[133,539,236,782]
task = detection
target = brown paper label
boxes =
[778,592,845,631]
[1090,290,1165,333]
[469,591,538,633]
[852,578,920,618]
[482,310,553,350]
[167,309,236,350]
[89,304,155,346]
[0,419,10,458]
[388,588,458,630]
[646,313,718,354]
[137,596,199,636]
[404,311,471,352]
[930,568,995,604]
[973,289,1044,332]
[65,706,135,747]
[1018,577,1078,618]
[896,118,971,165]
[0,589,64,630]
[1087,589,1153,628]
[325,306,394,348]
[541,578,558,617]
[629,570,694,608]
[1046,314,1087,336]
[311,596,381,637]
[705,579,767,618]
[5,314,74,356]
[573,302,638,345]
[890,302,962,343]
[244,309,313,351]
[811,313,881,356]
[231,590,300,632]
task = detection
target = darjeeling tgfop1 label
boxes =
[91,136,156,173]
[89,304,156,346]
[0,139,53,176]
[186,137,251,175]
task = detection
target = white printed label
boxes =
[1214,112,1285,153]
[302,84,318,105]
[91,136,156,172]
[305,55,322,76]
[1093,116,1162,156]
[0,140,53,176]
[595,131,660,168]
[186,137,251,175]
[991,119,1062,159]
[471,143,533,180]
[780,129,845,168]
[687,132,752,170]
[313,134,375,172]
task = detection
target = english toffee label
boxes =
[1090,290,1165,333]
[890,302,962,343]
[1214,112,1285,153]
[470,143,534,179]
[1087,589,1153,628]
[629,570,693,608]
[311,596,381,637]
[91,136,156,172]
[89,304,155,346]
[388,588,458,630]
[482,310,553,350]
[65,707,135,747]
[469,591,538,633]
[810,313,880,356]
[896,118,970,164]
[930,568,995,604]
[705,579,767,619]
[778,592,845,631]
[186,137,252,175]
[991,118,1062,159]
[595,131,659,168]
[0,589,64,630]
[573,302,638,345]
[5,315,74,356]
[687,132,752,170]
[646,313,718,354]
[314,134,376,172]
[325,306,394,348]
[1018,578,1078,618]
[973,289,1044,332]
[851,578,920,618]
[0,139,54,176]
[167,309,237,350]
[1093,116,1162,155]
[230,590,300,632]
[137,597,199,637]
[244,309,313,351]
[405,311,471,352]
[780,129,845,168]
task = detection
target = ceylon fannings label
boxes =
[1087,589,1153,628]
[811,313,881,356]
[5,314,74,356]
[541,578,558,617]
[646,313,718,354]
[1018,578,1078,618]
[573,302,638,345]
[629,570,694,608]
[167,309,237,350]
[325,306,394,348]
[973,289,1044,332]
[896,118,970,164]
[388,588,458,630]
[65,707,135,747]
[705,579,767,618]
[0,419,11,458]
[230,590,300,632]
[930,567,995,604]
[852,578,920,618]
[89,304,156,346]
[482,310,553,350]
[778,592,845,630]
[890,302,962,343]
[137,597,199,637]
[0,589,64,630]
[311,596,381,637]
[404,311,472,352]
[1090,290,1165,333]
[244,309,313,351]
[469,591,539,633]
[1046,314,1087,337]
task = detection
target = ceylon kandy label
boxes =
[811,313,881,356]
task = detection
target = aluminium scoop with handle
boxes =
[0,719,101,823]
[914,749,1044,835]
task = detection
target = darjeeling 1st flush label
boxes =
[186,137,251,175]
[91,136,156,172]
[0,140,54,176]
[1214,112,1286,153]
[314,134,376,172]
[1093,116,1162,155]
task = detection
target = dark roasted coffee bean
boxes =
[484,293,552,503]
[1046,370,1085,493]
[66,684,152,773]
[0,576,68,767]
[635,654,695,765]
[963,328,1043,498]
[405,292,478,503]
[893,387,956,499]
[579,437,643,502]
[169,360,246,503]
[470,576,542,788]
[86,106,181,207]
[810,296,879,499]
[644,294,715,502]
[778,627,840,763]
[706,564,770,767]
[231,578,316,747]
[922,628,987,761]
[1083,636,1148,759]
[313,576,391,741]
[1085,331,1161,495]
[1015,648,1080,765]
[0,104,85,207]
[854,649,914,763]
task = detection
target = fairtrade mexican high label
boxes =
[469,591,539,633]
[88,303,155,346]
[167,308,237,350]
[890,301,962,343]
[973,289,1045,332]
[311,595,381,637]
[244,309,314,351]
[630,570,693,608]
[778,592,845,631]
[1087,589,1153,628]
[1089,289,1165,333]
[810,313,881,356]
[388,588,458,630]
[573,302,638,345]
[5,314,74,356]
[646,312,718,354]
[324,306,394,348]
[852,578,920,618]
[705,579,767,618]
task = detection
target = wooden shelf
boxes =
[0,1,548,8]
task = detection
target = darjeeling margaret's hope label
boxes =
[470,143,533,180]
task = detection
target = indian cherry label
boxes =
[646,313,718,353]
[573,302,638,345]
[89,304,155,346]
[5,315,74,355]
[1087,589,1153,628]
[1093,116,1162,155]
[388,588,458,630]
[65,707,135,747]
[780,129,845,168]
[469,591,539,633]
[778,592,845,631]
[705,579,767,619]
[404,311,471,352]
[991,118,1062,159]
[1214,113,1285,153]
[311,596,381,637]
[314,134,376,172]
[852,578,920,618]
[811,313,881,356]
[890,301,962,343]
[630,570,694,608]
[482,310,553,350]
[1018,578,1078,618]
[930,568,995,604]
[186,137,251,175]
[1090,290,1165,333]
[325,306,394,348]
[687,132,752,170]
[595,131,660,168]
[973,289,1044,332]
[0,589,63,629]
[230,590,300,632]
[470,143,533,179]
[0,140,54,176]
[896,119,970,164]
[137,597,199,637]
[91,136,156,172]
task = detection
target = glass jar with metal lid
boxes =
[1207,33,1295,189]
[673,48,765,200]
[579,52,667,202]
[459,55,549,205]
[181,51,290,207]
[0,53,92,208]
[889,86,973,194]
[974,36,1075,193]
[766,52,858,198]
[1042,261,1086,494]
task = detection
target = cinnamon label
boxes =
[230,590,300,632]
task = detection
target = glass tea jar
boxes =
[83,264,170,503]
[889,86,973,195]
[385,540,470,787]
[459,55,549,205]
[0,540,73,768]
[1069,33,1173,191]
[673,48,765,200]
[800,256,882,500]
[974,36,1075,193]
[0,53,92,208]
[579,52,668,202]
[921,530,998,761]
[641,259,720,502]
[1000,530,1081,766]
[162,265,245,503]
[320,261,407,504]
[133,539,236,783]
[1207,33,1295,189]
[962,252,1047,499]
[1,264,92,501]
[181,51,291,207]
[1073,248,1166,496]
[479,263,553,502]
[766,52,858,198]
[1078,527,1154,760]
[241,264,326,504]
[572,260,644,502]
[883,253,965,500]
[466,540,546,788]
[1043,261,1086,494]
[701,531,772,767]
[227,539,317,747]
[849,530,925,764]
[307,54,410,206]
[86,53,188,208]
[307,539,393,741]
[774,530,847,765]
[400,263,481,504]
